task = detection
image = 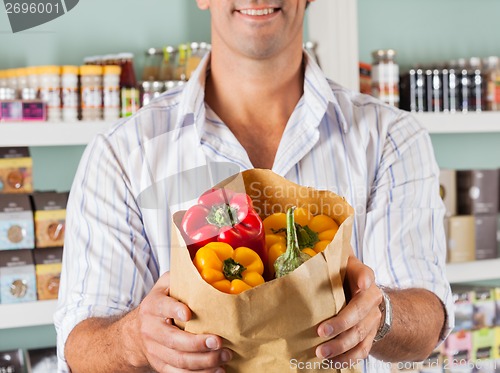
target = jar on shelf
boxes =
[79,65,103,121]
[103,65,121,122]
[6,69,19,98]
[482,56,499,111]
[175,44,189,81]
[371,49,399,107]
[140,80,165,107]
[159,46,177,81]
[61,66,79,122]
[17,68,32,100]
[118,53,140,118]
[0,70,7,89]
[142,48,162,81]
[38,66,62,122]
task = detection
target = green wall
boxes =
[358,0,500,170]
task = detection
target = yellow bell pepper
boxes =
[263,208,339,254]
[193,241,265,294]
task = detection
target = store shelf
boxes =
[0,121,112,147]
[415,112,500,134]
[0,300,57,329]
[446,258,500,284]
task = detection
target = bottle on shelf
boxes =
[79,65,103,121]
[142,48,162,81]
[103,65,121,122]
[371,49,400,107]
[118,52,140,118]
[38,66,62,122]
[61,66,79,122]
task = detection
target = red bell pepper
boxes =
[180,188,268,277]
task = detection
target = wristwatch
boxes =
[373,289,392,343]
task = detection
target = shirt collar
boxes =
[174,49,349,134]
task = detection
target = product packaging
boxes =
[0,249,37,304]
[447,216,475,263]
[0,100,46,121]
[495,288,500,327]
[27,347,58,373]
[494,327,500,359]
[34,247,62,300]
[444,330,472,368]
[440,169,457,217]
[0,349,25,372]
[452,287,475,331]
[0,194,35,250]
[0,147,33,194]
[472,328,496,361]
[473,287,497,329]
[31,191,68,248]
[474,215,498,260]
[170,169,357,373]
[457,170,499,216]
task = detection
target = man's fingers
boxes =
[346,256,375,294]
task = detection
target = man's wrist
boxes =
[373,289,392,343]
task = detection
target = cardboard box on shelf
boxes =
[440,169,457,217]
[472,328,496,362]
[457,170,499,216]
[0,147,33,194]
[0,349,25,372]
[447,216,475,263]
[0,249,37,304]
[31,191,68,248]
[0,194,35,250]
[475,215,498,260]
[33,247,62,300]
[453,287,475,331]
[444,330,473,367]
[27,347,57,373]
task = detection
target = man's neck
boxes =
[204,45,305,169]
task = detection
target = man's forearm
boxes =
[65,309,148,372]
[370,288,446,362]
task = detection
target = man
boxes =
[55,0,454,372]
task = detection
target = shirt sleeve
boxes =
[54,133,157,372]
[362,112,455,342]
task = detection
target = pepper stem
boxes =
[223,258,247,281]
[206,204,238,228]
[285,207,302,261]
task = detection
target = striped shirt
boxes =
[54,51,454,372]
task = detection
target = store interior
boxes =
[1,0,500,370]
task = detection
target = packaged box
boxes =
[444,330,472,367]
[494,327,500,359]
[31,192,68,248]
[27,347,57,373]
[0,349,25,372]
[440,169,457,217]
[0,194,35,250]
[34,247,62,300]
[0,249,36,304]
[496,288,500,327]
[457,169,499,215]
[447,216,475,263]
[475,215,498,260]
[452,287,475,331]
[472,328,496,361]
[0,147,33,194]
[420,345,444,373]
[0,100,46,121]
[473,287,497,329]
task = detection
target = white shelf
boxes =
[0,121,113,147]
[415,112,500,134]
[446,258,500,284]
[0,300,57,329]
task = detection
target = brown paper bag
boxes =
[171,169,358,373]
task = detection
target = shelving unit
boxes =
[415,112,500,134]
[0,300,57,329]
[0,121,112,147]
[446,259,500,284]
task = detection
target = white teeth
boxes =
[240,8,275,16]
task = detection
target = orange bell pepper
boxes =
[263,207,339,254]
[193,241,265,294]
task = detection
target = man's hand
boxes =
[130,272,233,372]
[315,256,383,366]
[65,272,232,373]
